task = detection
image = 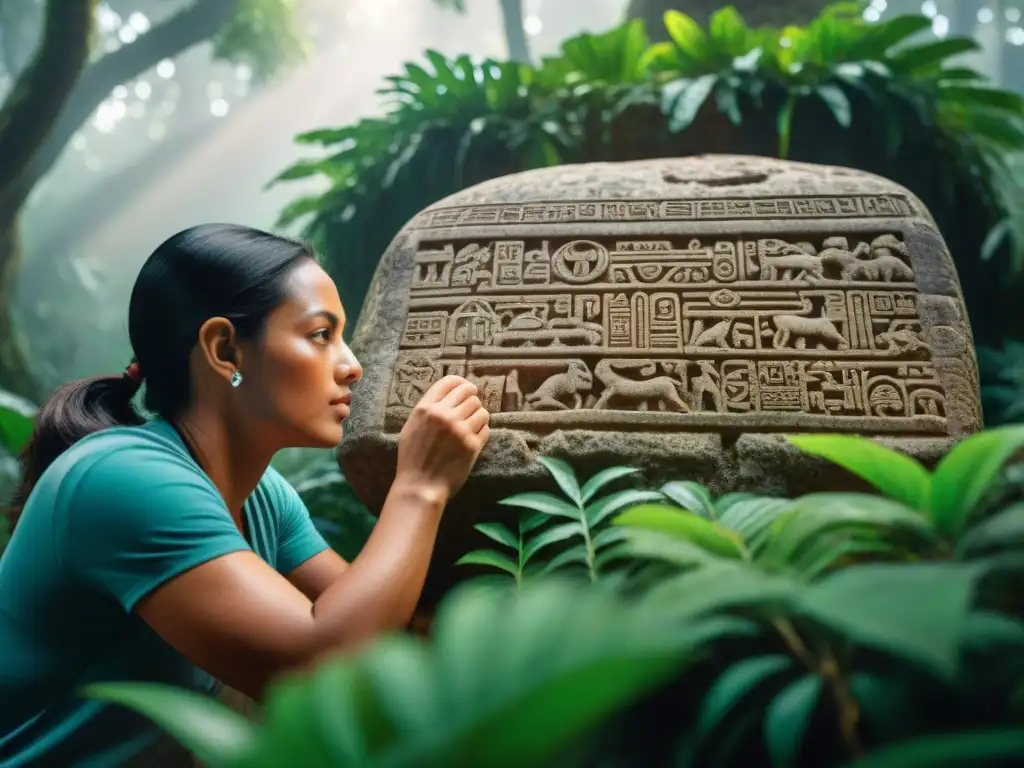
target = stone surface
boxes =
[339,155,982,606]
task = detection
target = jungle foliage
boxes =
[273,2,1024,361]
[84,425,1024,767]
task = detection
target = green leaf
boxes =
[719,497,793,549]
[377,580,698,766]
[524,522,584,563]
[757,494,938,571]
[614,504,745,559]
[940,85,1024,112]
[786,434,931,512]
[84,683,256,767]
[693,655,796,760]
[842,729,1024,767]
[591,527,630,552]
[647,561,799,621]
[890,38,980,75]
[855,14,932,58]
[620,528,717,569]
[474,522,518,550]
[519,511,550,534]
[500,491,579,520]
[539,544,590,575]
[763,674,822,768]
[663,10,707,59]
[797,537,905,580]
[537,455,582,505]
[660,480,717,518]
[817,84,851,127]
[795,563,984,679]
[580,466,639,503]
[848,671,926,746]
[957,503,1024,560]
[932,426,1024,537]
[0,389,36,454]
[668,74,718,132]
[981,218,1011,262]
[456,549,519,576]
[777,94,795,159]
[585,489,664,527]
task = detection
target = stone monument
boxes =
[339,155,982,603]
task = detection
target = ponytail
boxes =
[6,223,315,527]
[7,370,144,527]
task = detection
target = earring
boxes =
[230,371,243,388]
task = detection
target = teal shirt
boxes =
[0,419,330,767]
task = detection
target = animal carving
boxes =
[751,242,825,281]
[592,360,689,412]
[819,235,913,282]
[692,320,732,349]
[868,234,915,281]
[876,326,928,355]
[773,314,849,350]
[523,361,594,411]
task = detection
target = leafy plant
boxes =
[456,456,662,584]
[82,554,1024,767]
[612,428,1024,584]
[0,387,35,456]
[86,578,715,767]
[979,340,1024,425]
[273,2,1024,351]
[787,429,1024,548]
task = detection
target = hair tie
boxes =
[124,361,143,383]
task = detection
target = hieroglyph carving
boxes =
[387,232,950,434]
[410,195,914,230]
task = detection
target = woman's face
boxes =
[237,259,362,449]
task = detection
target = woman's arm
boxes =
[134,376,488,700]
[285,549,348,601]
[135,478,445,698]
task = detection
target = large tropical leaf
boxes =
[786,434,931,512]
[931,426,1024,537]
[84,683,257,767]
[0,389,36,455]
[756,493,940,573]
[87,580,712,767]
[794,562,984,679]
[841,729,1024,767]
[614,504,745,559]
[957,502,1024,560]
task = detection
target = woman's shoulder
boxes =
[64,420,193,470]
[38,421,201,501]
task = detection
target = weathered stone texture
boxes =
[339,155,982,605]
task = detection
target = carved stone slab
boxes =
[339,156,981,604]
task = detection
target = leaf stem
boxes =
[773,618,865,759]
[578,503,598,582]
[516,528,525,590]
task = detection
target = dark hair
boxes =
[7,223,314,525]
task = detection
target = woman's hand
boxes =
[395,375,490,504]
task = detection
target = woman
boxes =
[0,223,489,767]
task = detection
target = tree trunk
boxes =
[0,0,239,225]
[0,218,37,401]
[0,0,93,402]
[627,0,832,40]
[500,0,531,64]
[0,0,240,398]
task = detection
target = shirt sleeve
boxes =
[264,467,331,574]
[63,445,251,612]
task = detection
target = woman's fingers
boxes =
[466,406,490,435]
